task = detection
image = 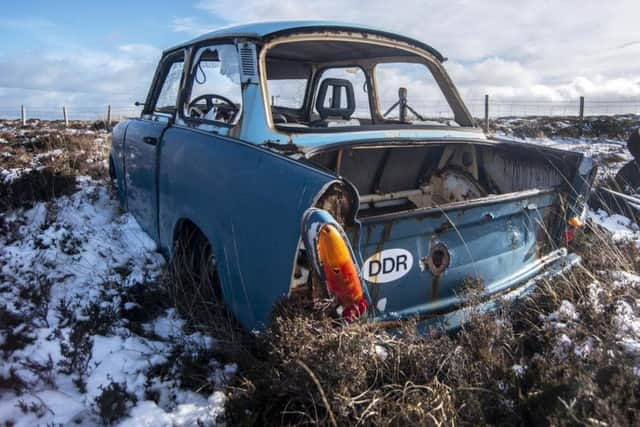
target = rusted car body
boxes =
[109,21,595,331]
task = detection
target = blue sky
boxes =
[0,0,639,117]
[0,1,222,54]
[0,1,220,116]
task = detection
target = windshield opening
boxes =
[263,38,466,132]
[375,62,455,125]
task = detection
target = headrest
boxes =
[315,78,356,119]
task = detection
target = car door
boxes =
[124,52,185,242]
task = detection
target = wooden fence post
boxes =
[578,96,585,137]
[106,104,111,130]
[21,105,26,126]
[63,105,69,127]
[484,94,489,133]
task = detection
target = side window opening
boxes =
[268,79,308,109]
[154,59,184,114]
[185,44,243,126]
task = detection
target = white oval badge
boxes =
[363,248,413,284]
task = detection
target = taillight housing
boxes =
[563,216,585,244]
[301,180,368,322]
[315,223,368,321]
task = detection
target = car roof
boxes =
[164,20,445,61]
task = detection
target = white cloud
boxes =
[0,46,159,94]
[0,13,162,115]
[118,44,161,59]
[177,0,640,103]
[0,44,160,114]
[0,17,60,34]
[170,17,216,36]
[447,58,536,88]
[3,1,639,117]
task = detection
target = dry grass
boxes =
[3,119,640,425]
[491,115,640,140]
[221,226,640,426]
[163,229,258,367]
[0,124,109,212]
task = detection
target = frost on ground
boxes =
[494,115,639,182]
[0,179,234,426]
[498,116,640,371]
[589,208,640,241]
[3,117,640,425]
[541,267,640,373]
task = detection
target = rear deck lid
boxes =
[358,189,561,318]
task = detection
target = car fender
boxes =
[157,126,342,330]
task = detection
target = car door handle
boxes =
[142,136,158,146]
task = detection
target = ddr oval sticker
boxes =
[363,249,413,283]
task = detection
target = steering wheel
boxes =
[188,94,239,123]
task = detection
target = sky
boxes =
[0,0,639,118]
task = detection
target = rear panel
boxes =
[358,189,560,318]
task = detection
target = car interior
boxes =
[265,39,458,130]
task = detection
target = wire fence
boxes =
[406,98,640,119]
[465,98,640,119]
[0,97,639,122]
[0,105,142,122]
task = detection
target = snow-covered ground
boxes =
[500,120,640,370]
[0,179,234,426]
[498,120,640,373]
[2,117,640,425]
[546,210,640,371]
[496,133,632,182]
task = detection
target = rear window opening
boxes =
[307,142,582,219]
[376,63,454,124]
[264,39,462,131]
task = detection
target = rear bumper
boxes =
[371,250,581,333]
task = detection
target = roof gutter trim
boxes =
[262,26,445,62]
[163,24,445,62]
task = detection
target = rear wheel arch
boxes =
[167,217,250,339]
[172,218,205,255]
[109,153,127,210]
[108,155,116,181]
[171,218,225,302]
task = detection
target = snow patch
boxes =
[0,181,230,426]
[588,209,640,242]
[548,300,579,322]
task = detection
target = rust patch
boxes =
[427,243,450,276]
[431,275,440,300]
[362,221,394,302]
[373,221,394,255]
[425,242,450,301]
[433,221,452,234]
[315,184,352,226]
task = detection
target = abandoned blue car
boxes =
[109,21,595,331]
